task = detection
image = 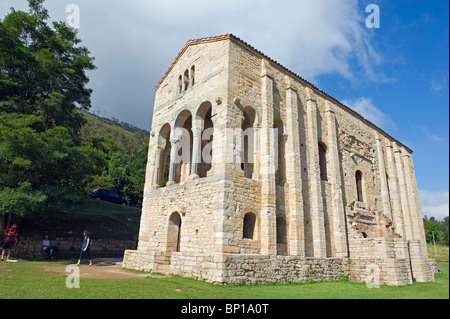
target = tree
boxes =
[0,0,97,224]
[423,215,449,246]
[0,0,96,135]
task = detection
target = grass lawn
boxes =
[0,259,448,299]
[427,243,449,262]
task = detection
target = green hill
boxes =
[78,110,149,155]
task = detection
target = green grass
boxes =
[427,243,449,262]
[0,260,448,299]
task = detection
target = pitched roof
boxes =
[155,34,411,153]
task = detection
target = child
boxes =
[76,230,92,266]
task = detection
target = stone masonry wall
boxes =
[123,35,434,287]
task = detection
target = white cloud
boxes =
[419,190,449,221]
[0,0,391,129]
[420,126,444,142]
[341,97,396,130]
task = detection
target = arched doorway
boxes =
[167,212,182,253]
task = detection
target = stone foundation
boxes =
[123,250,349,284]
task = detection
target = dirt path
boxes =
[43,259,167,279]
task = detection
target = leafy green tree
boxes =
[0,113,105,217]
[0,0,95,135]
[423,215,449,246]
[0,0,97,223]
[84,139,148,207]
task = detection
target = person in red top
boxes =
[1,223,18,261]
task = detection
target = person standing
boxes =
[76,230,92,266]
[1,223,18,261]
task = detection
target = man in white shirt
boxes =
[42,235,55,258]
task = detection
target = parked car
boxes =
[89,188,129,206]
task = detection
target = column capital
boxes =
[284,75,297,91]
[260,59,274,78]
[324,101,335,114]
[191,126,203,137]
[402,152,411,159]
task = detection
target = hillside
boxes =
[78,110,149,155]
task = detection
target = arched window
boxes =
[155,124,171,187]
[241,108,255,179]
[190,65,195,86]
[318,142,327,181]
[177,75,182,95]
[173,110,193,184]
[183,70,189,91]
[243,212,257,239]
[356,170,364,202]
[197,103,213,178]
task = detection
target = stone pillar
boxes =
[393,142,415,241]
[305,95,327,258]
[407,155,427,245]
[252,123,261,180]
[375,134,393,220]
[284,76,305,257]
[325,103,348,258]
[152,145,165,187]
[259,59,277,256]
[385,143,406,237]
[402,150,426,245]
[190,125,203,177]
[166,138,180,186]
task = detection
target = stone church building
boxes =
[123,34,434,286]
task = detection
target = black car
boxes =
[89,188,129,206]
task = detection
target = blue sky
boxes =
[319,0,449,218]
[1,0,448,219]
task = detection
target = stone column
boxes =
[190,125,203,177]
[375,134,393,220]
[407,154,427,245]
[325,103,348,258]
[393,142,415,241]
[402,150,425,244]
[152,145,165,188]
[305,95,327,258]
[252,123,261,180]
[166,138,180,186]
[385,143,406,237]
[259,59,277,256]
[284,76,305,257]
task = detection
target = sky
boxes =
[1,0,448,220]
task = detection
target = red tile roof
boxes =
[155,34,411,153]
